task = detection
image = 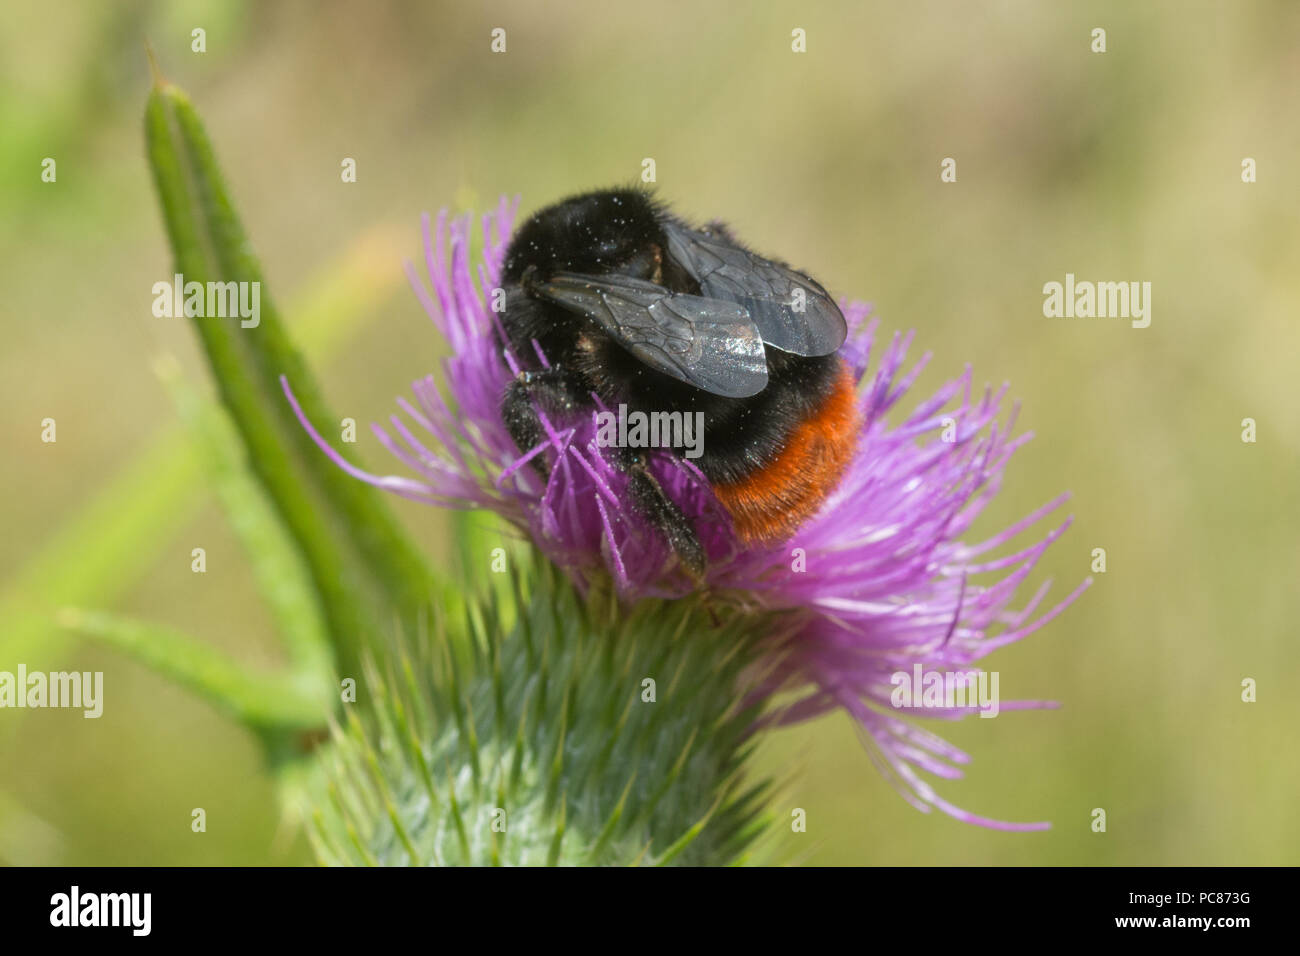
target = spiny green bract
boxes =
[307,556,777,866]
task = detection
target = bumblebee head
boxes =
[503,188,664,282]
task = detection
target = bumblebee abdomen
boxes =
[710,359,859,544]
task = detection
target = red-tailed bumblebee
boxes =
[500,188,860,574]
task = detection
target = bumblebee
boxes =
[499,188,859,574]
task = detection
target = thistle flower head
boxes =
[283,196,1089,831]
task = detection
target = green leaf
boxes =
[154,355,332,684]
[0,436,205,675]
[0,229,414,851]
[144,70,433,676]
[58,608,329,733]
[0,229,408,751]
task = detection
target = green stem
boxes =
[144,74,433,677]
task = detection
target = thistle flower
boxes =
[283,196,1089,832]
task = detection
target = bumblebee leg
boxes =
[615,448,707,578]
[505,372,707,578]
[502,365,586,476]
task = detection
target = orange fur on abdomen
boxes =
[711,360,860,544]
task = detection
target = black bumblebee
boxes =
[499,188,860,575]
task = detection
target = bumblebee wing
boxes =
[664,223,847,357]
[529,271,769,398]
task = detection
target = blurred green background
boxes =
[2,0,1297,865]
